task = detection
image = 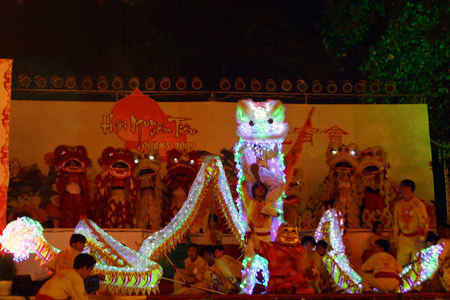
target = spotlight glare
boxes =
[50,75,64,89]
[97,76,108,90]
[219,77,231,91]
[385,81,396,94]
[34,75,47,89]
[342,80,353,93]
[250,79,262,92]
[112,76,123,90]
[326,80,337,93]
[160,77,171,90]
[128,77,139,90]
[192,77,203,90]
[355,80,366,93]
[235,77,246,91]
[65,76,77,89]
[18,75,31,88]
[312,80,323,93]
[369,80,381,93]
[296,79,308,92]
[81,76,93,90]
[265,79,276,92]
[144,77,156,90]
[281,79,292,92]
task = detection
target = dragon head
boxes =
[236,99,288,142]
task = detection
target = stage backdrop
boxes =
[0,59,11,231]
[9,90,433,209]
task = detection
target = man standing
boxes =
[392,179,429,266]
[48,234,86,276]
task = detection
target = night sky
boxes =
[0,0,354,90]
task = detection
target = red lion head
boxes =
[53,145,91,172]
[99,147,135,179]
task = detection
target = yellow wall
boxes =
[10,99,433,201]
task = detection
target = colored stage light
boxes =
[219,77,231,91]
[355,80,366,93]
[128,77,139,90]
[18,75,31,88]
[111,76,123,90]
[250,79,261,92]
[34,75,47,89]
[144,77,156,90]
[81,76,93,90]
[191,77,202,90]
[175,77,186,90]
[265,79,276,91]
[97,76,108,90]
[234,77,246,91]
[369,80,381,93]
[342,80,353,93]
[281,79,292,92]
[50,75,64,89]
[385,81,396,93]
[65,76,77,89]
[160,77,171,90]
[312,80,323,93]
[326,80,337,93]
[296,79,308,92]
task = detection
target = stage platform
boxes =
[3,292,449,300]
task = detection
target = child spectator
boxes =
[173,243,208,295]
[301,236,322,292]
[202,208,223,245]
[361,239,402,292]
[203,245,241,294]
[214,245,242,280]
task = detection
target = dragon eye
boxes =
[190,159,195,165]
[134,158,139,164]
[149,155,155,160]
[268,118,273,124]
[173,158,178,163]
[249,120,254,126]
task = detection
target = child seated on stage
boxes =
[202,208,223,245]
[173,243,208,295]
[36,254,97,300]
[214,245,242,280]
[203,245,241,294]
[315,240,330,293]
[301,235,322,292]
[361,239,402,292]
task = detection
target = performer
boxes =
[95,147,137,228]
[133,149,163,230]
[48,234,86,277]
[392,179,429,266]
[53,145,91,228]
[244,182,273,256]
[202,245,241,294]
[361,239,402,292]
[431,223,450,292]
[173,244,208,295]
[36,254,97,300]
[252,224,314,294]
